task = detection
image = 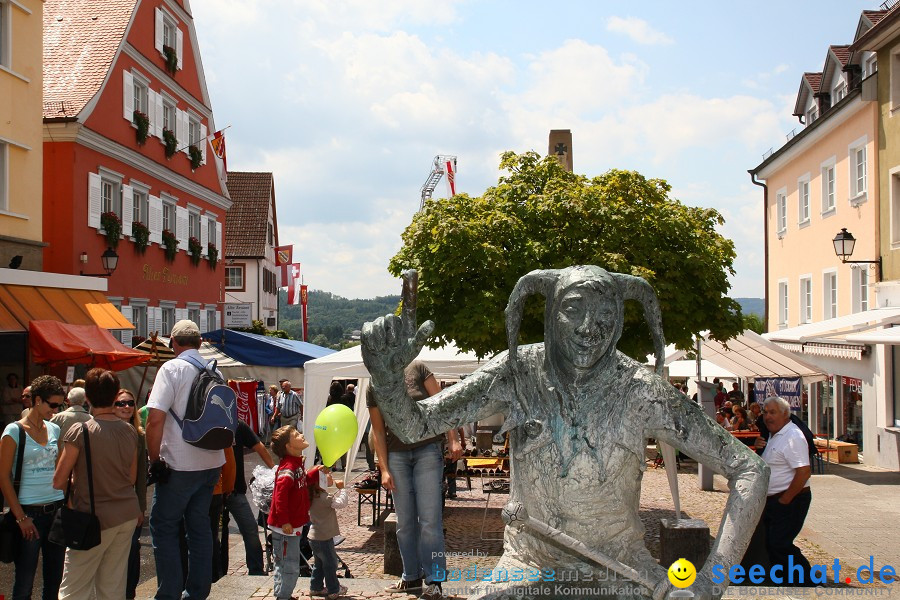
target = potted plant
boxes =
[207,243,218,269]
[163,128,178,158]
[189,144,202,170]
[163,44,178,75]
[188,236,203,265]
[161,229,179,262]
[100,212,122,248]
[131,221,150,254]
[133,110,150,145]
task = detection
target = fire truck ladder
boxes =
[419,155,457,211]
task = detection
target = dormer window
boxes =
[806,106,818,124]
[833,80,847,103]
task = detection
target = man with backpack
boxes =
[146,320,228,600]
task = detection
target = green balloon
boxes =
[314,404,358,467]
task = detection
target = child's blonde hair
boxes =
[271,425,297,459]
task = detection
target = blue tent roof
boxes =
[202,329,335,367]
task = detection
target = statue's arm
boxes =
[645,377,769,592]
[368,352,512,445]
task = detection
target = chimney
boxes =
[549,129,573,172]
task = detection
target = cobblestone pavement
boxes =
[94,455,900,599]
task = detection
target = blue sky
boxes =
[190,0,875,299]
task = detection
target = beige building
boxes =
[0,0,45,269]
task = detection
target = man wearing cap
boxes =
[146,320,225,600]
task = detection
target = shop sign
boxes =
[224,303,252,327]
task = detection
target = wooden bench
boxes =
[814,437,858,464]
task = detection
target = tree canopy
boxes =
[389,151,744,360]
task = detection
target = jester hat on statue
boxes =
[504,265,666,376]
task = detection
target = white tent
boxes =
[301,342,489,473]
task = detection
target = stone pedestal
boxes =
[659,518,710,569]
[383,513,403,576]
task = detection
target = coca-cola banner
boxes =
[229,380,260,433]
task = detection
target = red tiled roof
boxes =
[803,72,822,93]
[830,45,850,66]
[225,172,274,257]
[863,10,888,26]
[43,0,137,119]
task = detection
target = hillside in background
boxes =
[735,297,764,318]
[279,289,399,348]
[281,290,765,348]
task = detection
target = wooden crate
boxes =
[813,438,858,463]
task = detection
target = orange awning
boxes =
[0,284,133,333]
[29,321,150,371]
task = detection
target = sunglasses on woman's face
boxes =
[115,400,136,408]
[45,402,62,410]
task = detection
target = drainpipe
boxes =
[750,171,768,329]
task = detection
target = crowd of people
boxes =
[0,315,825,599]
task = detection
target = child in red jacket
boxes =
[267,426,313,600]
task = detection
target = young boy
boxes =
[268,426,313,600]
[307,466,349,599]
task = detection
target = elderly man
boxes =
[51,387,92,446]
[19,385,32,418]
[363,268,768,600]
[273,380,302,431]
[754,396,812,584]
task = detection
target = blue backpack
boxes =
[169,355,238,450]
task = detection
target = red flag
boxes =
[274,245,292,267]
[300,285,309,341]
[445,159,457,197]
[209,130,227,170]
[287,263,303,305]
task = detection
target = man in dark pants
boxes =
[753,396,812,585]
[225,420,275,575]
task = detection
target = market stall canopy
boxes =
[302,341,489,468]
[29,320,150,371]
[0,284,133,333]
[667,330,826,383]
[132,336,246,367]
[202,329,334,367]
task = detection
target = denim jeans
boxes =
[389,441,446,583]
[309,539,340,594]
[271,530,301,599]
[150,467,220,600]
[12,507,65,600]
[126,523,142,598]
[224,492,265,574]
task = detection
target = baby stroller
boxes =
[249,465,352,578]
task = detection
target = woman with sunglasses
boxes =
[0,375,67,600]
[53,368,139,600]
[114,388,148,599]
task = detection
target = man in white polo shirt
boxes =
[146,320,225,600]
[754,395,812,585]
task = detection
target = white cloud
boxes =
[606,16,673,46]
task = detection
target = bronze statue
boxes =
[362,267,768,599]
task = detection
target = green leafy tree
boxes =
[389,151,744,360]
[742,312,765,335]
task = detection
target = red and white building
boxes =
[42,0,229,342]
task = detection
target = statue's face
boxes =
[553,285,618,370]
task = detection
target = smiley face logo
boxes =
[667,558,696,588]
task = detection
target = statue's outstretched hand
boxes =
[362,270,435,381]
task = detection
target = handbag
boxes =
[0,423,26,563]
[49,422,101,550]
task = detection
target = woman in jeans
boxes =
[114,388,148,599]
[0,375,66,600]
[53,368,139,600]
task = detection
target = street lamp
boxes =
[832,228,881,281]
[80,247,119,277]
